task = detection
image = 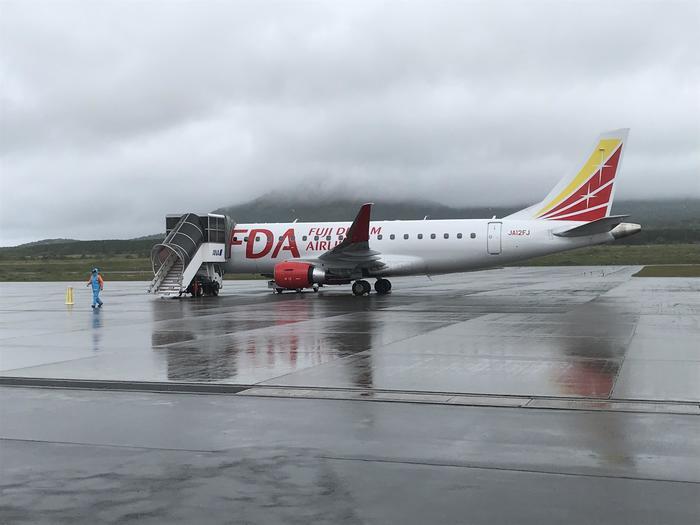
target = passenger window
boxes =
[244,237,249,242]
[326,236,331,241]
[339,235,344,240]
[233,237,238,242]
[378,234,383,240]
[471,233,476,239]
[279,236,283,241]
[255,236,260,242]
[314,236,319,241]
[302,236,307,241]
[418,234,423,240]
[390,234,395,240]
[430,234,436,239]
[457,233,463,239]
[404,234,409,240]
[444,233,449,239]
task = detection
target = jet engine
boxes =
[273,261,326,289]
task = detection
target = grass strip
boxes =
[633,265,700,277]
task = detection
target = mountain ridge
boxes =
[215,196,699,228]
[2,196,697,255]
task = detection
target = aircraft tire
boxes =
[375,278,392,295]
[361,280,371,295]
[352,281,368,296]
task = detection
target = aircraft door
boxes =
[487,222,502,255]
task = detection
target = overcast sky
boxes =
[1,0,698,245]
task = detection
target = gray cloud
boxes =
[1,0,699,245]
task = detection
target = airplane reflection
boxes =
[556,303,628,398]
[555,302,636,469]
[150,295,376,386]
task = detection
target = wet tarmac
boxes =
[1,267,699,523]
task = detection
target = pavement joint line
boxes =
[0,377,254,394]
[318,455,700,485]
[2,378,698,407]
[0,437,219,454]
[237,391,699,415]
[609,307,640,399]
[1,380,697,414]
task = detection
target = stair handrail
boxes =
[147,251,178,293]
[159,213,204,268]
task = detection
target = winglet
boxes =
[319,202,382,264]
[347,203,373,243]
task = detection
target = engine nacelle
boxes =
[273,261,326,289]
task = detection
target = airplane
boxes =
[150,129,641,297]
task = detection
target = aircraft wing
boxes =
[317,203,386,272]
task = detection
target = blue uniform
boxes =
[89,273,103,307]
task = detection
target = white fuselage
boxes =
[223,218,613,277]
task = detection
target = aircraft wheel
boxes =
[361,280,371,294]
[312,284,319,293]
[353,280,371,296]
[352,281,367,296]
[375,278,392,295]
[275,288,284,294]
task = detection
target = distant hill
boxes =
[0,239,160,259]
[216,194,699,229]
[212,195,700,246]
[1,196,697,259]
[129,233,166,241]
[216,195,519,223]
[12,238,78,248]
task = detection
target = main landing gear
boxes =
[374,278,392,295]
[352,280,371,296]
[352,279,392,296]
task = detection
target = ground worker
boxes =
[86,267,104,308]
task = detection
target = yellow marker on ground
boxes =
[65,286,74,305]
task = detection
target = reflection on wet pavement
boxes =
[1,266,699,402]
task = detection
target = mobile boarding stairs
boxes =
[147,213,233,298]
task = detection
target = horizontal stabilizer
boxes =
[553,215,628,237]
